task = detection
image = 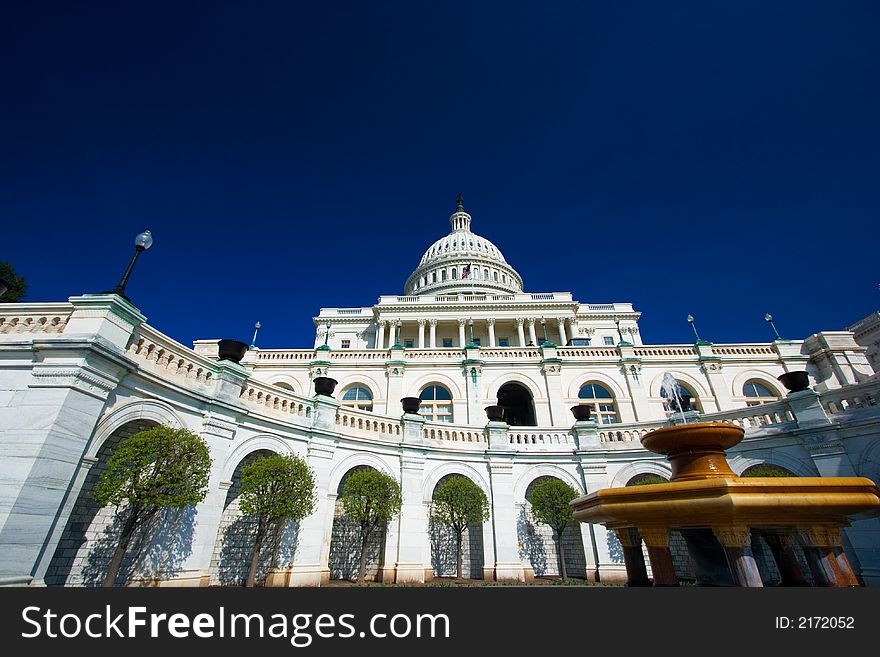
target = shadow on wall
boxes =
[429,515,484,578]
[607,529,624,564]
[517,507,549,575]
[215,516,300,586]
[80,506,196,586]
[328,513,385,581]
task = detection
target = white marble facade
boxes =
[1,199,879,587]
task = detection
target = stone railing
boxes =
[508,428,577,448]
[376,292,575,305]
[336,406,402,440]
[598,422,663,443]
[556,347,619,358]
[632,345,698,357]
[481,348,542,359]
[0,302,74,336]
[423,423,487,447]
[820,381,880,416]
[698,399,795,429]
[241,378,315,421]
[127,325,218,388]
[403,350,462,360]
[711,344,778,356]
[326,350,391,361]
[254,350,316,361]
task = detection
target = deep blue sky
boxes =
[2,2,878,349]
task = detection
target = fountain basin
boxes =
[641,422,744,481]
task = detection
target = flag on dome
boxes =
[462,264,471,278]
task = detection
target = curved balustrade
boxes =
[820,382,880,416]
[336,406,401,440]
[422,424,486,447]
[241,379,315,420]
[711,344,778,356]
[556,347,618,358]
[697,400,795,429]
[127,326,217,388]
[508,429,576,447]
[0,303,73,336]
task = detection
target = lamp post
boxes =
[394,319,402,348]
[250,321,261,348]
[111,230,153,299]
[765,313,782,341]
[540,317,548,343]
[324,321,332,346]
[686,314,702,343]
[469,318,475,345]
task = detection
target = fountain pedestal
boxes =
[571,422,880,587]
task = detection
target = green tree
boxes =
[0,262,27,302]
[238,453,317,587]
[528,478,580,581]
[432,475,489,580]
[93,425,211,587]
[339,468,402,584]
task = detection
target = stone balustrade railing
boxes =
[820,381,880,416]
[632,345,698,357]
[254,350,319,361]
[481,348,542,359]
[598,422,663,443]
[423,423,487,446]
[335,406,401,440]
[127,325,218,388]
[241,378,315,420]
[508,428,577,448]
[556,347,619,358]
[0,302,74,336]
[711,344,779,356]
[697,398,795,429]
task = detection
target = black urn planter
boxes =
[778,371,810,393]
[570,404,592,421]
[485,405,506,422]
[313,376,338,397]
[401,397,422,414]
[217,339,248,363]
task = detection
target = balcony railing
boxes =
[0,302,74,336]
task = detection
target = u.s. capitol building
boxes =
[1,197,878,587]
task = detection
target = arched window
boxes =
[341,385,373,412]
[484,268,489,280]
[493,271,498,281]
[272,382,294,391]
[452,268,458,279]
[577,382,618,424]
[742,380,779,406]
[660,381,703,413]
[741,463,797,477]
[442,270,447,281]
[432,271,437,283]
[418,384,453,423]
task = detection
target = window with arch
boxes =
[418,384,453,423]
[493,271,498,281]
[742,379,780,406]
[272,381,294,391]
[577,382,619,424]
[452,268,458,279]
[660,381,703,413]
[483,268,489,280]
[442,270,447,281]
[341,385,373,412]
[432,271,437,283]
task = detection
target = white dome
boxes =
[404,196,524,296]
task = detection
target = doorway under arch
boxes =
[497,382,536,426]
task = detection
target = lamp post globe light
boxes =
[765,313,782,341]
[111,230,153,300]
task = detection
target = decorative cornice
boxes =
[29,366,119,400]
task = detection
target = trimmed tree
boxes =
[339,468,402,584]
[93,425,211,587]
[432,475,489,580]
[238,453,317,587]
[0,262,27,302]
[528,478,580,581]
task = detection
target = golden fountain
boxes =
[571,420,880,586]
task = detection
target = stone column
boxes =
[417,320,426,349]
[384,362,405,417]
[616,529,651,586]
[376,321,385,350]
[713,526,763,587]
[487,318,496,347]
[558,318,567,345]
[638,527,678,586]
[486,427,524,581]
[527,318,538,346]
[458,319,466,348]
[800,526,858,587]
[762,531,807,586]
[540,347,567,426]
[429,319,437,349]
[516,318,526,347]
[290,437,337,587]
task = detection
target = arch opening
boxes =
[497,382,536,426]
[328,466,388,582]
